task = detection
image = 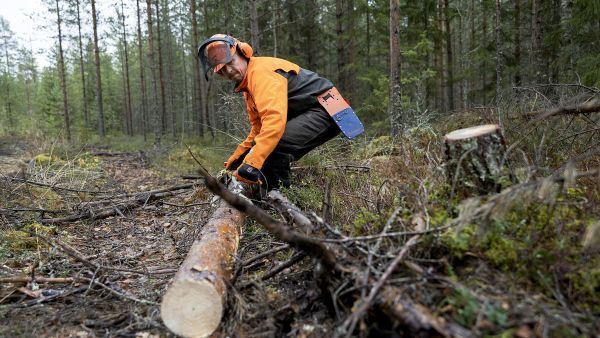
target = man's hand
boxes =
[233,163,262,185]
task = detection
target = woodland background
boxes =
[1,1,600,337]
[0,0,599,141]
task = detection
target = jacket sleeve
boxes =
[227,94,261,163]
[242,71,288,169]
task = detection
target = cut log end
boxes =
[161,279,223,338]
[443,124,500,142]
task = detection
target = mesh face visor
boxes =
[198,37,235,80]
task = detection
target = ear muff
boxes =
[236,41,253,58]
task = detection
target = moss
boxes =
[350,207,383,236]
[567,255,600,312]
[480,231,523,271]
[440,224,476,259]
[33,153,60,166]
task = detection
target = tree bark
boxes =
[481,0,488,104]
[514,0,522,86]
[443,124,511,197]
[119,0,133,136]
[336,0,346,92]
[55,0,71,141]
[495,0,502,103]
[443,0,454,112]
[190,0,206,138]
[469,0,475,105]
[91,0,105,138]
[345,0,355,100]
[389,0,401,135]
[161,198,245,338]
[75,0,89,128]
[531,0,543,83]
[146,0,160,141]
[249,0,261,54]
[154,0,167,136]
[136,0,148,140]
[306,0,317,70]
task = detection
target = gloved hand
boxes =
[233,163,262,185]
[224,155,244,170]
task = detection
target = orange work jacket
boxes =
[229,57,301,169]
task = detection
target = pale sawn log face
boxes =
[444,124,500,141]
[161,199,245,338]
[161,279,222,338]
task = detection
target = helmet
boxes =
[197,34,253,80]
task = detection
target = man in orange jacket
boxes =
[198,34,342,191]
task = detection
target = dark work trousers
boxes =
[232,105,340,191]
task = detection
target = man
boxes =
[198,34,363,192]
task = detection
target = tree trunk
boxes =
[136,0,148,140]
[161,198,245,338]
[163,0,176,138]
[306,0,317,70]
[550,0,561,83]
[190,0,206,138]
[469,0,475,105]
[389,0,401,135]
[531,0,543,83]
[336,0,345,92]
[146,0,160,141]
[495,0,502,103]
[514,0,522,86]
[75,0,89,128]
[345,0,355,100]
[56,0,70,141]
[91,0,105,138]
[180,22,189,138]
[119,0,133,137]
[154,0,167,136]
[481,0,488,105]
[249,0,260,54]
[443,124,511,197]
[443,0,454,112]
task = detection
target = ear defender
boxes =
[236,41,253,58]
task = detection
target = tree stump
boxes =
[443,124,511,197]
[161,199,245,338]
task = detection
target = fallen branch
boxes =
[5,177,114,194]
[339,233,422,338]
[0,277,76,284]
[42,184,196,224]
[524,98,600,119]
[266,190,313,229]
[291,164,371,172]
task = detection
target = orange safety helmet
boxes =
[198,34,253,80]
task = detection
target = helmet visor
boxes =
[199,40,234,79]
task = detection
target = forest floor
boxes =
[1,87,600,338]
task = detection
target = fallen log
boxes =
[443,124,512,197]
[161,197,245,338]
[41,184,195,224]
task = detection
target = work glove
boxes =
[233,163,262,185]
[224,155,244,170]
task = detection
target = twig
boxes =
[260,252,306,281]
[0,277,76,284]
[5,177,114,194]
[340,234,421,338]
[243,244,290,267]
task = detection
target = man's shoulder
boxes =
[250,57,300,73]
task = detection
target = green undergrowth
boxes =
[440,189,600,313]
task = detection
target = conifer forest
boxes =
[1,0,599,337]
